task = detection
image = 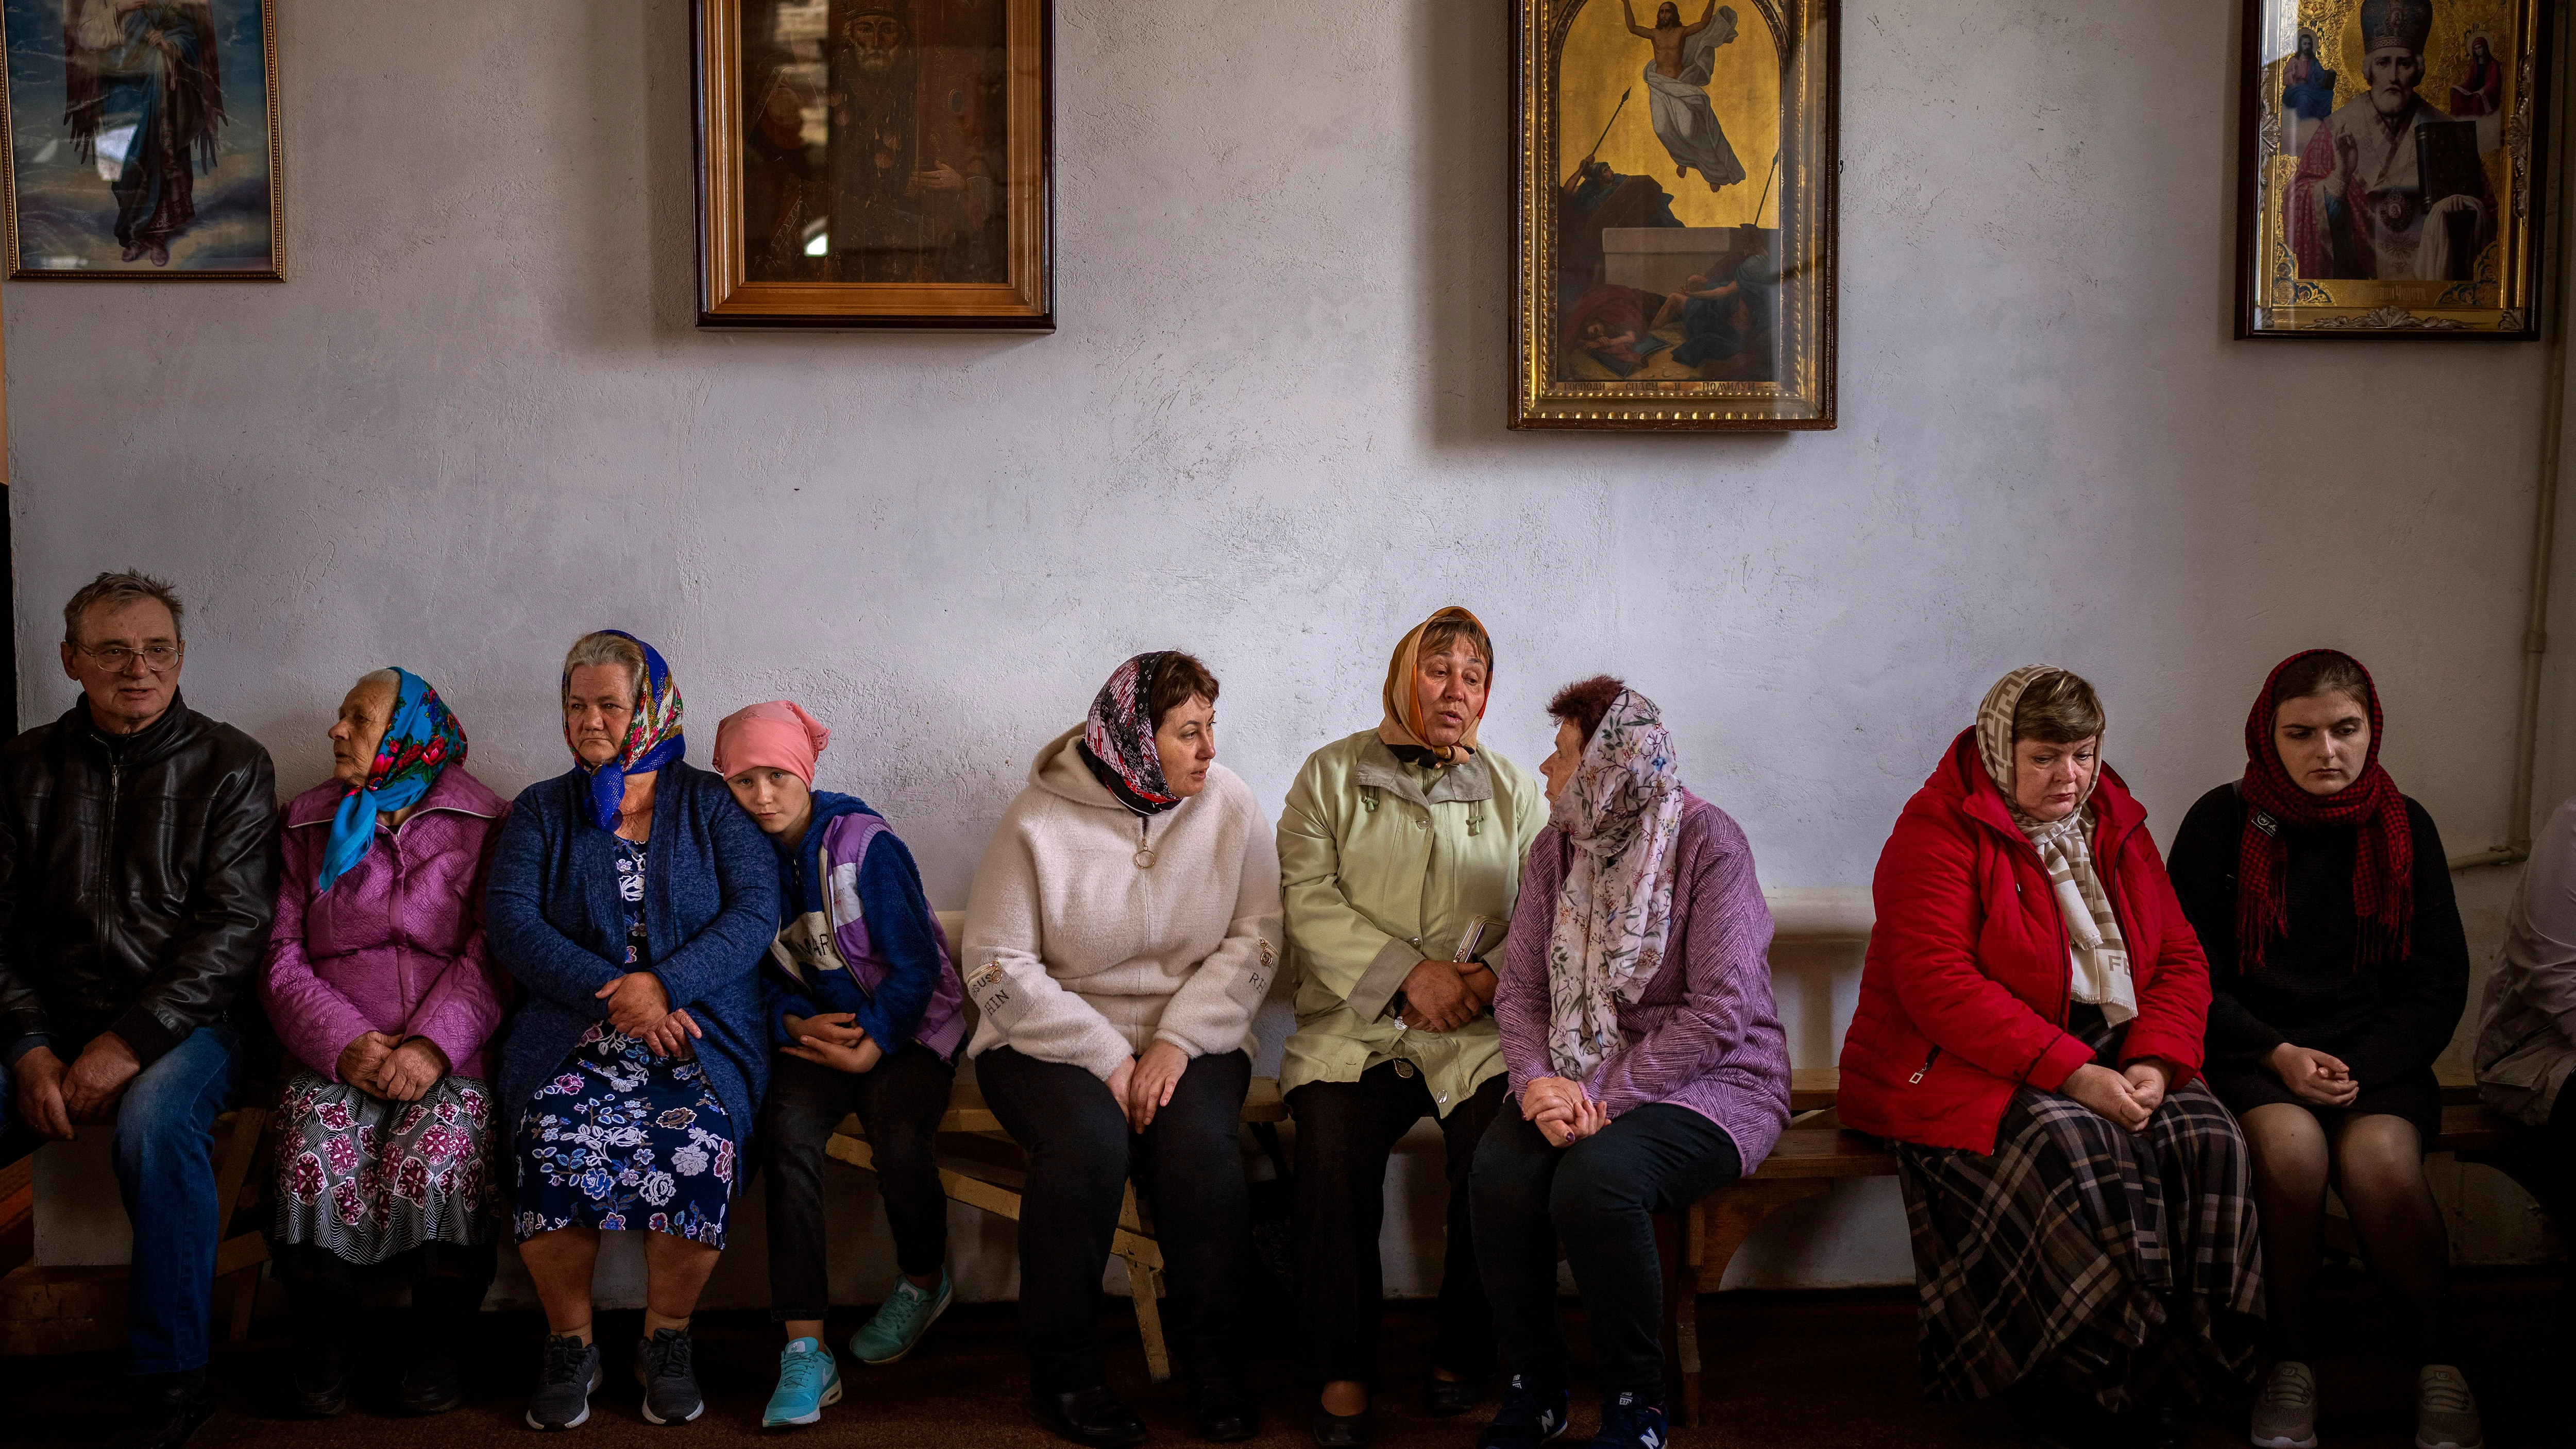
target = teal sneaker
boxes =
[848,1270,952,1366]
[760,1338,843,1428]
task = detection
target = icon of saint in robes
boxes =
[1623,0,1745,194]
[2285,0,2494,281]
[61,0,225,268]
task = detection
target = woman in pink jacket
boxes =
[259,668,510,1419]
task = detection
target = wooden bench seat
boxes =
[825,1077,1287,1384]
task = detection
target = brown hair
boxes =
[1418,615,1492,671]
[2273,650,2374,713]
[1547,674,1626,745]
[1147,652,1221,728]
[63,569,184,646]
[2012,669,2106,745]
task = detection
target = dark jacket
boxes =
[2167,783,2468,1088]
[486,758,778,1176]
[0,694,280,1067]
[1837,730,2212,1153]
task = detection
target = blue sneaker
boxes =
[848,1270,952,1366]
[761,1338,843,1428]
[1477,1374,1570,1448]
[1587,1393,1669,1448]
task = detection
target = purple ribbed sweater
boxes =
[1496,792,1792,1173]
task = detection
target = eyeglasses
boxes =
[78,643,182,671]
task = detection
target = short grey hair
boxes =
[561,632,646,702]
[63,569,185,646]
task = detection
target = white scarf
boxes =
[1544,689,1689,1080]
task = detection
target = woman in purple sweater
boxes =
[1469,677,1790,1449]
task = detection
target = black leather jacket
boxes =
[0,694,279,1067]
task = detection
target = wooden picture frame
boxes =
[2235,0,2552,339]
[693,0,1052,331]
[1,0,284,280]
[1512,0,1837,431]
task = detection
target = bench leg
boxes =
[1129,1260,1171,1384]
[1674,1180,1834,1429]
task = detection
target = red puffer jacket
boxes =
[1837,730,2211,1153]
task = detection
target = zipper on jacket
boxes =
[1909,1046,1939,1085]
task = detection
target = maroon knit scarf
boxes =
[2234,649,2412,973]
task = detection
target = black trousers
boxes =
[2552,1082,2576,1360]
[1470,1101,1741,1404]
[275,1240,498,1341]
[1288,1064,1509,1387]
[759,1042,957,1318]
[977,1045,1253,1394]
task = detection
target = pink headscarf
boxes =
[712,700,831,784]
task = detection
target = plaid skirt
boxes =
[1894,1021,2265,1411]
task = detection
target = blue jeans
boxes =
[0,1025,243,1374]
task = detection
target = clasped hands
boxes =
[335,1032,452,1102]
[1105,1039,1191,1134]
[596,971,702,1059]
[1519,1075,1608,1147]
[1396,957,1496,1034]
[9,1033,144,1140]
[782,1011,885,1074]
[2267,1042,2359,1108]
[2060,1058,2174,1133]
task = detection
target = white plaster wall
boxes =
[8,0,2573,1299]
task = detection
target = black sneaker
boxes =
[110,1369,218,1449]
[1476,1373,1569,1448]
[289,1323,348,1419]
[635,1327,704,1426]
[399,1324,467,1416]
[526,1334,604,1430]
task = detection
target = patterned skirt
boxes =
[1894,1019,2265,1411]
[273,1072,500,1266]
[512,1024,737,1248]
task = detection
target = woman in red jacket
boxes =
[1838,667,2263,1449]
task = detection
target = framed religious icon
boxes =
[0,0,284,279]
[1512,0,1837,431]
[2236,0,2552,338]
[693,0,1052,330]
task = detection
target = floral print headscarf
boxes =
[566,630,686,833]
[1544,688,1688,1080]
[318,667,468,893]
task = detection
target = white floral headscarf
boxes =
[1544,688,1689,1080]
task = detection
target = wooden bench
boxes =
[825,1078,1289,1384]
[1666,1064,2557,1427]
[0,1105,271,1354]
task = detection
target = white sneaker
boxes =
[2250,1360,2318,1449]
[2413,1365,2482,1449]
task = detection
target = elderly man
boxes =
[2286,0,2494,280]
[1278,607,1549,1447]
[0,571,277,1449]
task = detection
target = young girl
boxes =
[2167,650,2478,1449]
[714,701,967,1430]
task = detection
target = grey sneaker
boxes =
[2415,1365,2482,1449]
[636,1328,705,1426]
[2249,1360,2317,1449]
[527,1335,605,1431]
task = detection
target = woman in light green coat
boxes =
[1279,606,1549,1447]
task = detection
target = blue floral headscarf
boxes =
[319,668,468,893]
[565,630,686,832]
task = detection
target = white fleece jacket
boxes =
[961,725,1284,1080]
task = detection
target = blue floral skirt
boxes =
[512,1024,736,1248]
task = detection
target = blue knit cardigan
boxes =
[486,758,778,1183]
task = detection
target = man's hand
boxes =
[2063,1063,2150,1133]
[1125,1040,1190,1133]
[597,972,673,1039]
[2121,1058,2172,1117]
[913,164,965,193]
[10,1046,75,1141]
[337,1031,399,1092]
[375,1039,449,1103]
[1458,960,1499,1010]
[1397,959,1477,1033]
[62,1033,143,1124]
[2268,1043,2359,1107]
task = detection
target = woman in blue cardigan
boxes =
[487,631,778,1431]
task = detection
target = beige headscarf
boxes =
[1377,606,1492,766]
[1975,666,2134,1027]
